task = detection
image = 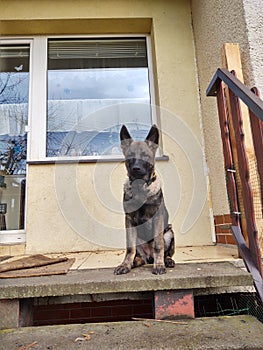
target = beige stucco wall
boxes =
[1,0,214,253]
[191,0,262,216]
[243,0,263,95]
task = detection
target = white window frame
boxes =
[26,34,157,162]
[1,36,157,163]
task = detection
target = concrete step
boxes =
[0,261,254,329]
[1,315,263,350]
[0,261,252,299]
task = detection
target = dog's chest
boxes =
[123,177,161,199]
[123,178,164,223]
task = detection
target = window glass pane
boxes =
[48,38,148,69]
[47,38,152,157]
[0,44,29,230]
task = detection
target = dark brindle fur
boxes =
[114,125,175,275]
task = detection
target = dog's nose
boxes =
[132,165,141,172]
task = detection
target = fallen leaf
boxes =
[144,323,152,327]
[82,334,91,340]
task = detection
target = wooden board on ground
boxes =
[0,254,69,273]
[0,258,75,278]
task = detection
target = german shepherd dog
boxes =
[114,125,175,275]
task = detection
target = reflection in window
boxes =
[47,38,152,157]
[0,45,29,174]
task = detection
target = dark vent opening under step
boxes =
[194,292,263,322]
[33,292,263,327]
[33,297,154,326]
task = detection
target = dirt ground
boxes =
[1,316,263,350]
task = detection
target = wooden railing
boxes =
[206,68,263,302]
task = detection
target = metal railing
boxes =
[206,68,263,302]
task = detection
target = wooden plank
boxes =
[0,258,75,278]
[216,83,240,226]
[222,44,248,244]
[0,254,68,273]
[222,44,254,149]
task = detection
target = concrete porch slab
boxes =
[0,261,252,300]
[47,245,239,271]
[0,245,239,271]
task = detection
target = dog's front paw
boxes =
[114,264,131,275]
[152,263,166,275]
[165,256,175,268]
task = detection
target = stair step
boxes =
[0,261,252,299]
[1,315,263,350]
[0,261,255,329]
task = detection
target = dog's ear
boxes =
[120,125,133,154]
[145,124,159,153]
[120,125,132,141]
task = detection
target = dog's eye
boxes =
[141,152,149,159]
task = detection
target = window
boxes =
[0,36,155,163]
[0,44,30,231]
[46,37,154,158]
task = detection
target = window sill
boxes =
[27,155,169,165]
